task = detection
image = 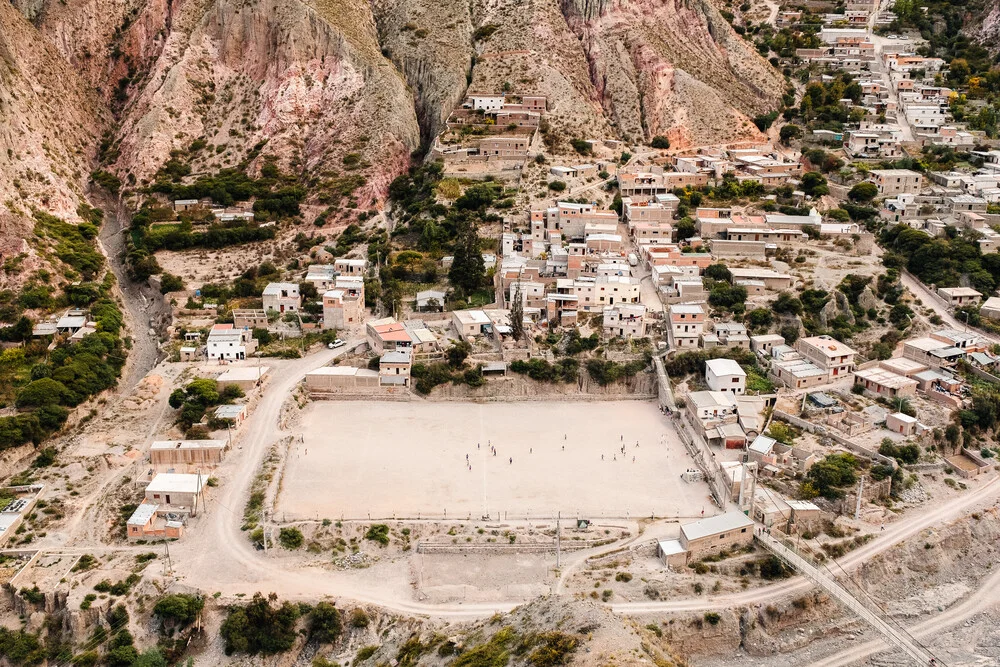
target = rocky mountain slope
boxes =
[0,1,101,287]
[5,0,783,216]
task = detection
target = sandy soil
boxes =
[277,401,711,520]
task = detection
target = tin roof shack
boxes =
[0,485,44,546]
[144,473,206,515]
[656,538,687,569]
[150,440,227,468]
[679,512,754,563]
[216,366,270,392]
[213,404,248,427]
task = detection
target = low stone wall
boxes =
[772,410,897,468]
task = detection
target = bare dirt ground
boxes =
[276,401,710,521]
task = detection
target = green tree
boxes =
[310,602,342,644]
[650,135,671,149]
[779,124,802,145]
[800,172,828,197]
[220,593,301,655]
[675,217,696,242]
[448,219,485,296]
[848,182,878,203]
[153,594,205,627]
[704,263,732,281]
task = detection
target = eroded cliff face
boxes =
[372,0,474,146]
[561,0,782,148]
[0,2,101,286]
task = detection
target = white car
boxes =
[328,339,345,349]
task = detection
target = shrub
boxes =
[650,135,671,149]
[364,524,390,546]
[349,608,370,628]
[153,594,205,627]
[160,273,185,293]
[548,181,567,192]
[614,572,632,582]
[310,602,342,644]
[278,527,304,549]
[704,612,721,626]
[220,592,301,655]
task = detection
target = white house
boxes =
[206,324,257,360]
[262,282,300,314]
[705,358,747,395]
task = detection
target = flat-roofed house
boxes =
[216,366,270,392]
[334,258,368,276]
[854,367,918,399]
[679,512,754,561]
[980,296,1000,320]
[729,268,794,291]
[705,358,746,394]
[379,350,412,388]
[213,404,247,427]
[878,357,928,377]
[304,366,380,392]
[126,504,184,542]
[206,324,257,360]
[886,411,919,436]
[232,309,268,330]
[453,310,491,340]
[902,337,964,368]
[144,473,206,512]
[751,334,785,356]
[795,335,856,380]
[323,277,365,330]
[937,286,981,307]
[870,169,922,196]
[686,391,738,427]
[667,304,705,349]
[773,356,828,389]
[304,265,337,291]
[262,282,300,314]
[150,440,227,467]
[603,304,646,338]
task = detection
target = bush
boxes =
[310,602,342,644]
[548,181,567,192]
[650,135,671,149]
[364,524,390,546]
[349,608,370,628]
[704,612,721,626]
[220,593,301,655]
[153,594,205,626]
[160,273,185,293]
[278,527,304,549]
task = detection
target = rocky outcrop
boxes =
[372,0,474,146]
[561,0,782,147]
[969,0,1000,51]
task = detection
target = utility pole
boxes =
[556,512,561,569]
[193,468,201,517]
[748,464,758,520]
[164,539,173,577]
[854,475,866,520]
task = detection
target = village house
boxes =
[333,258,368,277]
[679,511,754,561]
[705,358,747,395]
[126,504,183,542]
[728,268,795,291]
[853,367,918,399]
[215,366,269,392]
[232,309,268,330]
[366,318,413,355]
[667,304,705,349]
[603,304,647,338]
[869,169,923,196]
[304,265,337,291]
[304,366,380,392]
[213,404,248,427]
[685,390,739,427]
[379,350,412,388]
[323,277,365,330]
[206,324,257,360]
[150,440,227,467]
[886,411,921,436]
[795,335,857,380]
[453,310,492,340]
[262,282,300,314]
[415,290,447,312]
[144,473,207,512]
[751,334,785,357]
[981,296,1000,320]
[936,287,982,307]
[902,337,964,368]
[771,353,828,390]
